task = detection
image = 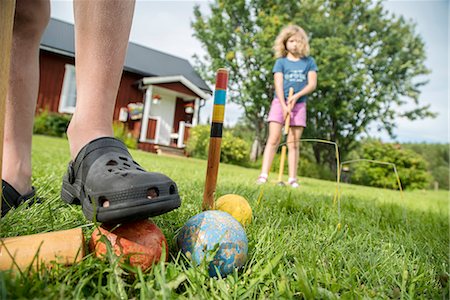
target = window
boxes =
[58,64,76,113]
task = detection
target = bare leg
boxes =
[260,122,283,177]
[3,0,50,195]
[67,0,135,159]
[287,126,304,180]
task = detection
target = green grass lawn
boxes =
[1,135,448,299]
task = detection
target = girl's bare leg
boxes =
[287,126,304,181]
[259,122,283,178]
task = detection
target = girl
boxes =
[256,25,318,188]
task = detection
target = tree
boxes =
[192,0,435,164]
[192,0,276,161]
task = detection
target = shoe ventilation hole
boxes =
[108,169,113,172]
[123,163,131,168]
[169,185,176,195]
[119,156,128,161]
[106,160,118,166]
[147,188,159,199]
[137,167,145,172]
[99,196,110,208]
[121,173,128,177]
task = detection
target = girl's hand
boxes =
[282,104,290,118]
[288,95,297,110]
[290,99,296,111]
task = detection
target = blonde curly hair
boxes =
[273,25,310,58]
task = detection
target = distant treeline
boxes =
[402,143,449,190]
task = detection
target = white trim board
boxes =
[141,75,210,100]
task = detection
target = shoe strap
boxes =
[257,175,267,183]
[68,137,130,184]
[1,180,36,216]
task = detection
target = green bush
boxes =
[432,166,449,190]
[186,125,250,165]
[33,111,137,149]
[112,122,137,149]
[185,125,210,160]
[350,141,432,190]
[221,131,250,164]
[33,110,71,137]
[402,143,449,190]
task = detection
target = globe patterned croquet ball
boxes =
[177,210,248,277]
[89,219,168,271]
[216,194,252,226]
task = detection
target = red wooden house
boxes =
[38,19,212,154]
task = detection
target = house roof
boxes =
[40,18,212,95]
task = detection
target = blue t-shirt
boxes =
[272,56,318,103]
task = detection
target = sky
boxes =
[49,0,449,144]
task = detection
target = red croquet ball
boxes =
[89,220,168,270]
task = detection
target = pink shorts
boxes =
[267,98,307,127]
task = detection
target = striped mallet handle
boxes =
[0,0,16,215]
[202,68,228,210]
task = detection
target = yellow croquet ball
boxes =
[215,194,252,226]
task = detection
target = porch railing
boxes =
[170,121,192,148]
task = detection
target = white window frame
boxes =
[58,64,76,114]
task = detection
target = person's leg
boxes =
[66,0,135,159]
[62,1,181,222]
[287,126,304,184]
[3,0,50,195]
[258,122,283,182]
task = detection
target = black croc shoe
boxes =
[61,137,181,223]
[1,180,36,217]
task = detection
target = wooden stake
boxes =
[0,228,85,271]
[0,0,16,215]
[277,87,294,185]
[202,68,228,210]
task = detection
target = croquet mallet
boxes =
[202,68,229,211]
[277,87,295,186]
[0,1,85,272]
[0,0,16,216]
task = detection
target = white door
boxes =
[149,90,175,146]
[140,87,178,146]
